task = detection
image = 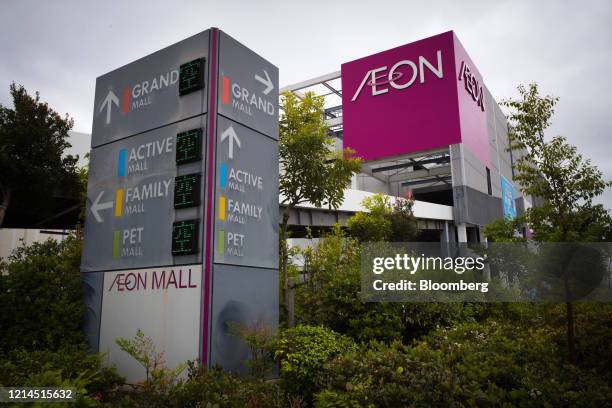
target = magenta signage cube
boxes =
[341,31,490,167]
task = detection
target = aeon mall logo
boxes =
[458,61,485,112]
[351,50,444,102]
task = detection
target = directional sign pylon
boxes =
[220,125,241,160]
[100,90,119,124]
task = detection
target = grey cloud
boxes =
[1,0,610,207]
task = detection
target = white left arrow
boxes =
[100,90,119,124]
[220,126,241,160]
[90,191,114,223]
[254,70,274,95]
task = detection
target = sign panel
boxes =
[341,31,460,161]
[453,33,490,167]
[341,31,489,166]
[217,31,279,139]
[82,116,206,272]
[91,31,209,147]
[98,265,202,382]
[213,117,278,269]
[501,175,517,218]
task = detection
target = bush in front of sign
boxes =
[273,325,357,403]
[0,237,84,353]
[175,362,303,408]
[0,236,125,402]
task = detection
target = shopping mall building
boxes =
[280,30,533,243]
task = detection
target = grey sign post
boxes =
[82,28,279,376]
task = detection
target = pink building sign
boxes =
[341,31,490,168]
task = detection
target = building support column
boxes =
[479,226,488,244]
[440,221,451,257]
[457,223,467,243]
[441,221,450,243]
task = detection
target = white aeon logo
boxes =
[351,50,443,102]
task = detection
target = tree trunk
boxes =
[281,209,291,326]
[564,264,576,365]
[566,300,576,364]
[0,187,10,228]
[560,229,577,365]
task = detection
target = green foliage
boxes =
[536,303,612,374]
[296,226,478,342]
[274,325,356,400]
[116,329,186,406]
[295,225,402,342]
[172,362,304,408]
[502,83,611,242]
[0,83,83,227]
[0,236,84,353]
[24,368,99,407]
[0,347,124,404]
[483,216,527,242]
[347,194,392,242]
[315,310,612,407]
[279,91,361,324]
[502,82,612,363]
[0,236,124,403]
[229,320,276,378]
[347,194,417,242]
[115,351,304,407]
[279,91,361,211]
[388,198,418,241]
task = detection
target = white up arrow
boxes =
[254,70,274,95]
[220,126,241,160]
[90,191,114,223]
[100,90,119,124]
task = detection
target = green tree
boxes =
[0,83,82,227]
[279,91,361,326]
[502,83,612,363]
[347,193,418,242]
[0,237,84,353]
[347,194,392,241]
[482,216,526,242]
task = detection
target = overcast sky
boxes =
[1,0,611,207]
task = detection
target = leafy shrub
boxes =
[315,318,612,407]
[0,237,84,353]
[346,194,392,242]
[24,368,100,407]
[0,236,124,403]
[0,346,124,403]
[230,320,276,378]
[388,198,418,242]
[296,226,479,343]
[274,325,356,400]
[174,362,304,408]
[116,329,186,407]
[347,194,417,242]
